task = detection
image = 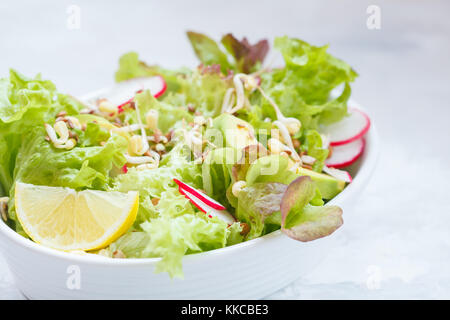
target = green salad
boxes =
[0,32,358,277]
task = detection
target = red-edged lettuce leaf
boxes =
[281,176,343,241]
[236,182,287,239]
[221,33,269,73]
[187,31,269,74]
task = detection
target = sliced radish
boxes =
[178,187,236,225]
[325,138,365,169]
[321,108,370,146]
[174,178,226,210]
[102,76,167,108]
[323,166,352,183]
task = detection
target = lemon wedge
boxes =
[15,182,139,251]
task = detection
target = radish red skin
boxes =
[328,108,371,146]
[326,138,365,169]
[173,179,226,210]
[116,75,167,108]
[152,75,167,98]
[346,171,353,183]
[178,186,235,224]
[178,187,207,213]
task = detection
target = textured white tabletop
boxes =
[1,0,449,299]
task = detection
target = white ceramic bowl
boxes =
[0,100,379,300]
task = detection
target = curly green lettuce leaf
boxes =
[202,147,239,208]
[115,51,234,118]
[110,139,243,277]
[0,70,83,195]
[0,70,81,124]
[105,203,242,277]
[121,90,192,134]
[115,52,184,93]
[106,231,151,258]
[115,52,160,81]
[7,126,127,221]
[13,128,126,190]
[301,129,329,172]
[161,69,232,118]
[139,213,241,278]
[259,36,357,130]
[111,165,243,278]
[112,140,202,224]
[274,36,357,104]
[77,122,111,147]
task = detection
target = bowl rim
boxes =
[0,100,379,266]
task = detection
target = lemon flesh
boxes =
[15,182,138,251]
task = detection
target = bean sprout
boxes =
[232,181,247,197]
[228,74,246,114]
[133,100,149,155]
[256,86,301,135]
[118,124,146,133]
[222,74,250,115]
[273,120,301,162]
[221,88,235,113]
[301,155,316,165]
[125,155,155,165]
[45,122,77,150]
[323,166,351,183]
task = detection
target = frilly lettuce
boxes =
[13,128,127,191]
[161,69,232,118]
[121,90,192,134]
[115,52,185,94]
[112,141,202,222]
[106,231,150,258]
[274,36,356,102]
[7,127,128,234]
[111,172,243,278]
[0,70,129,234]
[258,36,356,130]
[116,52,235,118]
[140,214,241,278]
[0,33,352,277]
[110,141,243,277]
[0,70,83,194]
[187,31,269,74]
[301,130,329,172]
[201,147,238,209]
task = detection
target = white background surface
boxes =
[1,0,450,299]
